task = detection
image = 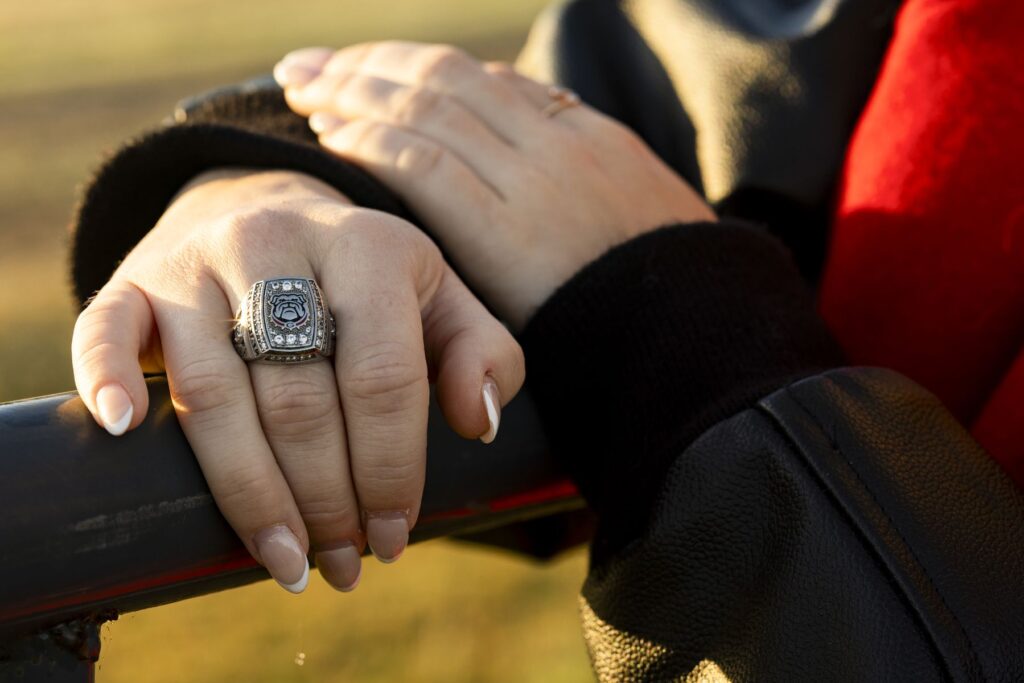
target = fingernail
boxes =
[308,111,345,135]
[254,525,309,594]
[315,542,362,592]
[480,376,501,444]
[281,47,334,70]
[273,60,318,88]
[96,384,133,436]
[365,511,409,564]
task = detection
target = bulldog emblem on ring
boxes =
[269,292,309,330]
[231,277,335,364]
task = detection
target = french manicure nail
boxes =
[254,525,309,594]
[315,542,362,592]
[365,511,409,564]
[281,47,334,70]
[480,376,501,444]
[273,60,318,88]
[96,384,133,436]
[308,111,344,135]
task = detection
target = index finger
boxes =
[287,41,540,141]
[155,281,312,593]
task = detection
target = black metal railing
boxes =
[0,379,580,681]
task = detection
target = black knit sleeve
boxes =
[69,78,410,305]
[520,220,843,557]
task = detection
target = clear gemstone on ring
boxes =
[282,282,293,291]
[286,334,297,344]
[274,334,284,344]
[299,334,308,344]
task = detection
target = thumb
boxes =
[422,265,525,443]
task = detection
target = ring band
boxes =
[232,277,335,363]
[540,86,581,118]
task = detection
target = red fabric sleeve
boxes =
[819,0,1024,482]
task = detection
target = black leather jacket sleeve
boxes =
[573,368,1024,682]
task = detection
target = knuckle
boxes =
[72,304,113,354]
[395,140,446,176]
[358,216,413,255]
[325,44,368,74]
[328,215,440,292]
[211,461,287,515]
[418,45,470,82]
[170,357,244,418]
[344,341,426,412]
[483,60,514,76]
[338,118,388,154]
[73,340,123,375]
[74,288,116,323]
[328,212,411,257]
[365,213,413,242]
[323,70,355,103]
[87,283,132,310]
[259,378,338,439]
[368,215,435,260]
[298,499,360,540]
[394,85,445,125]
[355,457,422,491]
[346,115,380,140]
[73,284,145,360]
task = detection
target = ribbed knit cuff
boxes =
[70,85,410,305]
[520,221,842,546]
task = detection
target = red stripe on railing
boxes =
[418,480,579,523]
[0,550,257,624]
[2,482,580,626]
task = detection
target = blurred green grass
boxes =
[100,542,590,683]
[0,1,592,680]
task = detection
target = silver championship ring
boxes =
[232,277,335,363]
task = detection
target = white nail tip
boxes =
[308,112,330,134]
[480,381,500,444]
[278,559,310,594]
[103,405,133,437]
[272,61,288,86]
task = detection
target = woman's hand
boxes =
[275,43,715,330]
[71,169,524,593]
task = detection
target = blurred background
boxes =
[0,1,591,680]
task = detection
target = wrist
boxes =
[171,168,353,216]
[505,211,719,331]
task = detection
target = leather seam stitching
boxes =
[770,384,985,681]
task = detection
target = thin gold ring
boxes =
[540,86,581,118]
